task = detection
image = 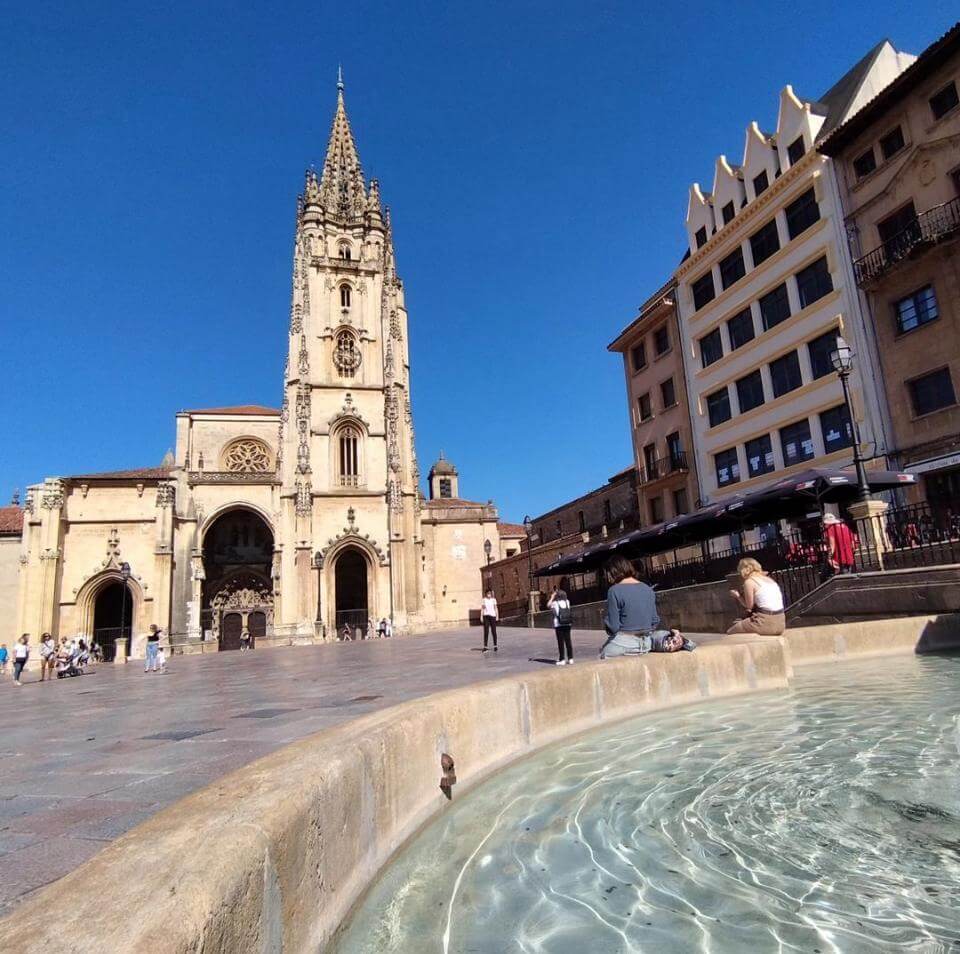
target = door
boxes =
[248,611,267,646]
[221,612,243,651]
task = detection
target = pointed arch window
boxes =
[334,331,361,378]
[340,284,352,308]
[339,243,352,260]
[338,424,361,487]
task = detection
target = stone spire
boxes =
[319,71,367,218]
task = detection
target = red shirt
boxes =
[826,523,856,567]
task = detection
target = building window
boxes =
[853,148,877,179]
[604,499,612,525]
[692,271,716,310]
[439,477,452,497]
[749,219,780,266]
[337,425,360,486]
[819,404,853,454]
[339,284,352,308]
[759,283,791,330]
[770,350,803,397]
[719,247,746,290]
[695,226,708,249]
[666,431,683,467]
[223,438,273,473]
[578,510,585,533]
[784,188,820,239]
[727,308,755,350]
[700,328,723,367]
[745,434,775,478]
[673,488,689,515]
[649,496,664,524]
[808,327,840,380]
[660,377,676,409]
[339,243,352,260]
[736,369,765,413]
[909,367,957,417]
[879,125,905,160]
[556,518,562,537]
[752,170,769,197]
[638,392,652,421]
[334,331,361,377]
[795,257,833,309]
[896,285,939,334]
[780,419,815,466]
[878,201,918,247]
[715,448,740,487]
[930,81,959,121]
[654,326,670,356]
[721,200,735,225]
[787,135,805,166]
[643,443,657,477]
[631,342,647,371]
[706,387,732,427]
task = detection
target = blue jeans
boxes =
[599,630,672,658]
[145,642,159,670]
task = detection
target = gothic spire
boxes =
[319,70,367,218]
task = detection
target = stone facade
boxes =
[820,24,960,505]
[608,279,701,526]
[0,504,23,649]
[11,82,504,657]
[676,42,916,506]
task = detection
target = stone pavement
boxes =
[1,624,691,916]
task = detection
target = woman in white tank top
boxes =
[727,558,786,636]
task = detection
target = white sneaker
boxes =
[555,659,565,666]
[567,659,574,665]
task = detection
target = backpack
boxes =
[556,600,573,626]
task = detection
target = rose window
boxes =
[223,439,273,473]
[334,333,361,377]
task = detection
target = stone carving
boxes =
[384,341,395,378]
[390,309,402,341]
[295,383,311,474]
[191,554,206,581]
[155,482,175,507]
[334,332,361,375]
[24,488,35,516]
[389,477,402,513]
[295,479,312,516]
[291,302,302,335]
[209,572,274,640]
[223,439,273,473]
[298,334,310,375]
[41,481,64,510]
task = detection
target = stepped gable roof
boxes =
[184,405,280,416]
[498,522,527,537]
[0,507,23,534]
[67,466,173,481]
[821,22,960,154]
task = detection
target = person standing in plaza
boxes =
[145,624,162,673]
[13,635,29,686]
[823,512,857,574]
[548,579,574,666]
[480,589,499,653]
[0,643,8,678]
[39,633,56,682]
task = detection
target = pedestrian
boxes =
[727,558,786,635]
[480,589,498,653]
[377,617,387,639]
[366,619,376,640]
[823,512,857,574]
[39,633,57,682]
[385,617,393,638]
[145,624,162,673]
[341,623,352,641]
[240,628,251,652]
[13,635,30,686]
[598,557,688,657]
[548,578,575,666]
[0,643,8,677]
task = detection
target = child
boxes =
[157,645,167,673]
[0,643,8,677]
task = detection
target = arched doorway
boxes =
[202,508,275,650]
[334,547,368,636]
[92,582,133,661]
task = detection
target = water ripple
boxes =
[334,655,960,953]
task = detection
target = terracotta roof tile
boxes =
[424,498,490,509]
[0,506,23,534]
[68,466,173,481]
[184,405,280,416]
[498,522,527,536]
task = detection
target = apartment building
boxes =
[675,41,915,504]
[820,23,960,506]
[608,280,701,525]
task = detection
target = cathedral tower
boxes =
[276,75,422,636]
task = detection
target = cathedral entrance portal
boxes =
[92,582,133,662]
[334,547,368,635]
[202,508,275,650]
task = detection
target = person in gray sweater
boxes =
[598,556,696,658]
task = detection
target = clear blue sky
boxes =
[1,1,953,522]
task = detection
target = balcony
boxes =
[639,452,688,485]
[854,196,960,286]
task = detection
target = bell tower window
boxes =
[337,425,361,487]
[334,331,361,378]
[340,284,352,308]
[339,243,352,260]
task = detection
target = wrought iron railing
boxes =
[640,452,689,484]
[854,196,960,286]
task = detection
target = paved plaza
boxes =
[0,625,670,916]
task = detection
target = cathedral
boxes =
[10,79,509,657]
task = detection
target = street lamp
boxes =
[523,515,536,600]
[483,538,492,566]
[830,335,872,503]
[119,562,131,660]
